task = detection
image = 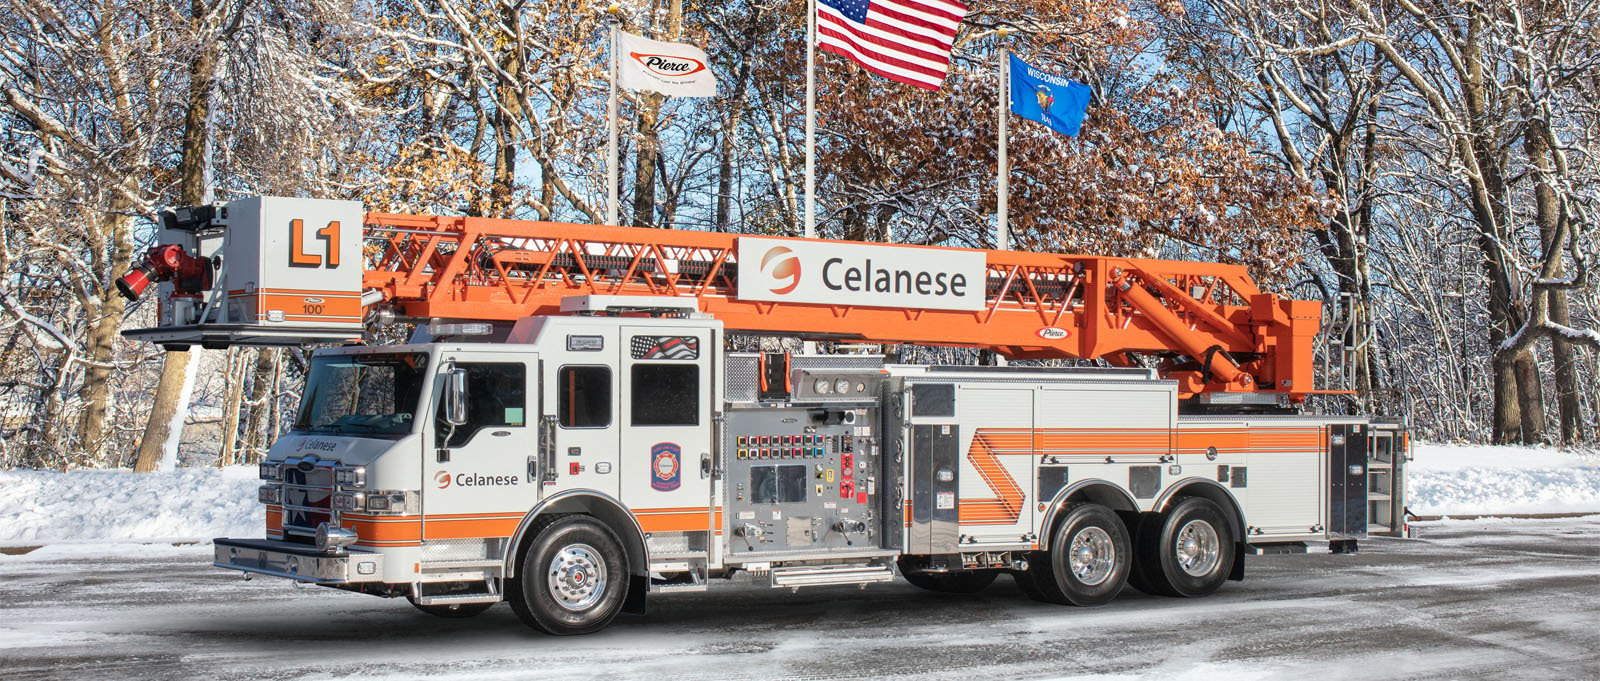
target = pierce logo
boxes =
[435,471,451,489]
[761,247,802,295]
[1036,327,1070,340]
[630,52,707,78]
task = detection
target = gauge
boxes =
[835,378,852,394]
[814,378,831,394]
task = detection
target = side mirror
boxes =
[445,367,469,426]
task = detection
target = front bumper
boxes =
[214,537,385,583]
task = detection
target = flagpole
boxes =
[606,6,621,226]
[996,30,1010,251]
[804,0,817,239]
[994,31,1011,368]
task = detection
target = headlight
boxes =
[331,492,363,511]
[259,462,282,481]
[365,495,392,511]
[334,466,366,487]
[258,484,282,504]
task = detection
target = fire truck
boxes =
[117,196,1407,635]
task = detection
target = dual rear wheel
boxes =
[1018,498,1234,606]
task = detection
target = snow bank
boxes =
[1,442,1597,545]
[1407,443,1600,516]
[0,466,261,544]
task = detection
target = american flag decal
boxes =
[631,335,700,360]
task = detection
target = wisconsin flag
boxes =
[1009,54,1091,137]
[617,31,717,98]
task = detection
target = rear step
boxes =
[769,563,894,589]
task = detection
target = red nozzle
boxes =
[115,264,155,301]
[115,244,211,301]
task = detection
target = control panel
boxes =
[724,406,880,556]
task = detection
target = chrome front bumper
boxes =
[213,537,384,583]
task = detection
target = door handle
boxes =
[701,452,711,479]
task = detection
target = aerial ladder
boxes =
[118,197,1322,405]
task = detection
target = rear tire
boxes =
[406,596,495,619]
[507,515,628,635]
[1134,497,1235,598]
[901,567,998,594]
[1023,504,1131,606]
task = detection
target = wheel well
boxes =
[1040,480,1140,542]
[1157,480,1245,543]
[505,492,648,579]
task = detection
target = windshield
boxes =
[294,353,429,437]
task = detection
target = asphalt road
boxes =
[1,518,1597,681]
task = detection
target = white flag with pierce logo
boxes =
[616,31,717,98]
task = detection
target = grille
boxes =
[279,457,336,545]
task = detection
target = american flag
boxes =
[816,0,968,91]
[631,335,700,360]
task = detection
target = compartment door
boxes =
[956,387,1035,544]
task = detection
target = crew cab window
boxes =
[559,366,611,428]
[631,364,698,426]
[436,362,526,448]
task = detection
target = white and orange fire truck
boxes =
[117,196,1406,635]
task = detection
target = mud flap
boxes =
[622,574,649,615]
[1229,543,1246,581]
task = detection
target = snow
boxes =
[0,443,1596,546]
[1406,442,1600,516]
[0,465,262,544]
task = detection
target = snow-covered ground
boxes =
[0,442,1595,544]
[1407,443,1600,516]
[0,466,262,544]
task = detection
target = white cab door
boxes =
[619,327,714,536]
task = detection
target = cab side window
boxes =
[436,363,526,448]
[559,366,612,428]
[631,364,698,426]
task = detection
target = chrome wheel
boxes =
[1174,519,1221,577]
[1068,526,1116,586]
[548,543,607,612]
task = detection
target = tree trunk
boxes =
[488,3,524,218]
[217,349,247,466]
[133,351,195,472]
[1524,118,1583,444]
[75,206,134,462]
[631,0,683,229]
[241,348,278,463]
[132,9,221,471]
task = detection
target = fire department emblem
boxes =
[651,443,681,491]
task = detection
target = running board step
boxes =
[413,592,501,606]
[769,564,894,589]
[1246,542,1308,555]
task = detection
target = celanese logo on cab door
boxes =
[435,471,451,489]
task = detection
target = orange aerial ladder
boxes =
[116,197,1323,403]
[355,213,1322,403]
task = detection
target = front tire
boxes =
[1133,497,1235,598]
[507,516,628,635]
[1023,504,1131,606]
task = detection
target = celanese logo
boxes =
[761,246,801,295]
[435,471,451,489]
[630,52,707,78]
